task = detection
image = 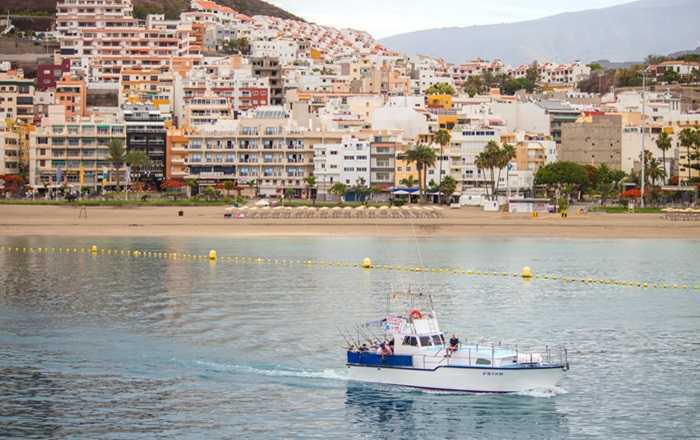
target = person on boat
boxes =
[376,342,393,357]
[388,338,395,353]
[447,334,460,356]
[359,343,369,352]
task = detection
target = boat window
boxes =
[402,336,417,346]
[419,336,432,347]
[432,335,443,345]
[475,358,491,366]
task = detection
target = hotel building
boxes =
[56,0,202,83]
[28,113,126,188]
[0,121,21,175]
[167,108,345,197]
[0,71,36,126]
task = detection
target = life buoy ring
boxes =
[409,309,423,320]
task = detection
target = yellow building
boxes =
[427,94,453,110]
[119,67,174,115]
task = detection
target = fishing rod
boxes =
[355,325,378,346]
[335,325,355,350]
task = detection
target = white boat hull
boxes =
[347,364,564,393]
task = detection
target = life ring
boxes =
[409,309,423,320]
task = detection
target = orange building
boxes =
[55,75,87,118]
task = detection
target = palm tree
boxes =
[475,141,500,199]
[124,150,150,186]
[474,152,488,195]
[647,157,666,187]
[438,175,458,204]
[475,141,515,200]
[329,182,347,202]
[679,128,696,183]
[108,139,126,192]
[185,178,198,198]
[496,143,516,197]
[655,132,672,185]
[303,175,317,204]
[399,175,418,188]
[434,129,451,184]
[405,144,437,202]
[399,175,418,204]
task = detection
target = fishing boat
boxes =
[344,292,569,393]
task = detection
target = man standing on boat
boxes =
[447,334,460,356]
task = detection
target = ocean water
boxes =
[0,236,699,440]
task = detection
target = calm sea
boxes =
[1,236,699,439]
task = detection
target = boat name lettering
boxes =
[482,371,504,376]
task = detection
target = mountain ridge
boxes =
[379,0,700,64]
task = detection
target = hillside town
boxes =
[1,0,699,208]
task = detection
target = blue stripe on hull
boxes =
[346,363,564,372]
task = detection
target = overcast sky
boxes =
[267,0,635,39]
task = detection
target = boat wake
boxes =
[194,360,350,382]
[515,386,568,398]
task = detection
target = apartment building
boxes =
[55,75,88,119]
[167,108,344,196]
[0,121,20,175]
[452,124,502,188]
[28,113,126,189]
[36,60,72,91]
[314,135,371,197]
[173,60,270,122]
[0,71,36,125]
[535,100,582,145]
[370,132,402,191]
[181,93,232,127]
[123,105,167,185]
[560,114,623,169]
[56,0,202,83]
[251,40,299,65]
[509,62,590,86]
[251,57,283,105]
[119,67,175,115]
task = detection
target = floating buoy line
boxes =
[0,245,697,291]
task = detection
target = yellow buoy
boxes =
[521,266,533,279]
[208,250,217,261]
[361,257,372,269]
[91,245,97,253]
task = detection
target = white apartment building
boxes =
[314,136,371,196]
[250,39,299,65]
[452,124,502,188]
[168,108,347,196]
[509,62,590,86]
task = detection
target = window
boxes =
[432,335,444,345]
[402,336,417,347]
[475,358,491,366]
[419,336,432,347]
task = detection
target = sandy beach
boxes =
[0,204,698,238]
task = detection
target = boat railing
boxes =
[411,343,567,369]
